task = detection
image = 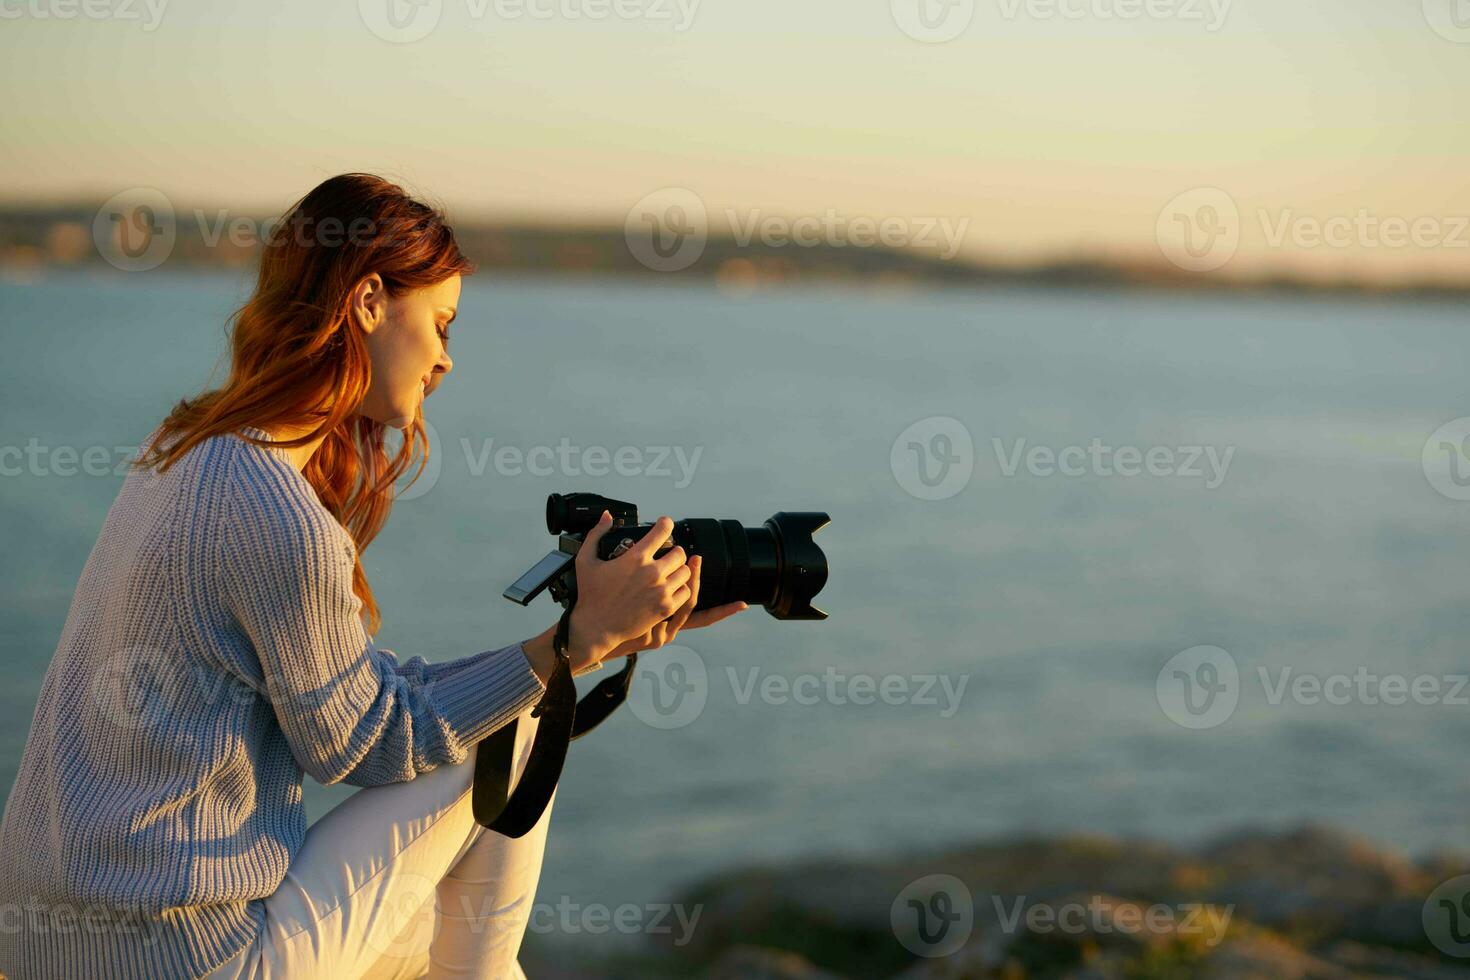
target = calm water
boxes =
[1,270,1467,921]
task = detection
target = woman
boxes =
[0,174,747,979]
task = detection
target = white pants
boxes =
[206,711,552,980]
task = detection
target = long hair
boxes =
[138,173,473,633]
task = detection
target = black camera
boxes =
[503,492,830,620]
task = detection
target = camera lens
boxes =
[677,512,829,620]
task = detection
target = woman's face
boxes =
[353,273,460,429]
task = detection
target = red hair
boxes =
[139,173,474,633]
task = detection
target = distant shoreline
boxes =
[4,204,1468,301]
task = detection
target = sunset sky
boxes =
[3,0,1467,282]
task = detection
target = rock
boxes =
[1199,825,1426,935]
[650,826,1469,980]
[703,945,849,979]
[671,864,915,977]
[1197,932,1352,979]
[1321,940,1470,979]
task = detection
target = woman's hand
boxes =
[567,512,747,669]
[596,553,748,662]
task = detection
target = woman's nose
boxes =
[435,348,453,377]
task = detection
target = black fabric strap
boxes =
[472,610,636,837]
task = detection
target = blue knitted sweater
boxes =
[0,427,547,979]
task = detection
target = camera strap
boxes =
[472,608,637,837]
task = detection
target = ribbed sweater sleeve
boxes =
[217,446,546,787]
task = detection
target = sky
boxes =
[2,0,1468,283]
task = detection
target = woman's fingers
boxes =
[661,562,692,592]
[683,601,749,630]
[630,516,675,561]
[668,557,700,624]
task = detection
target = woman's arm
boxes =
[381,616,608,687]
[219,468,551,787]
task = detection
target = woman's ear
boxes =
[350,273,388,335]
